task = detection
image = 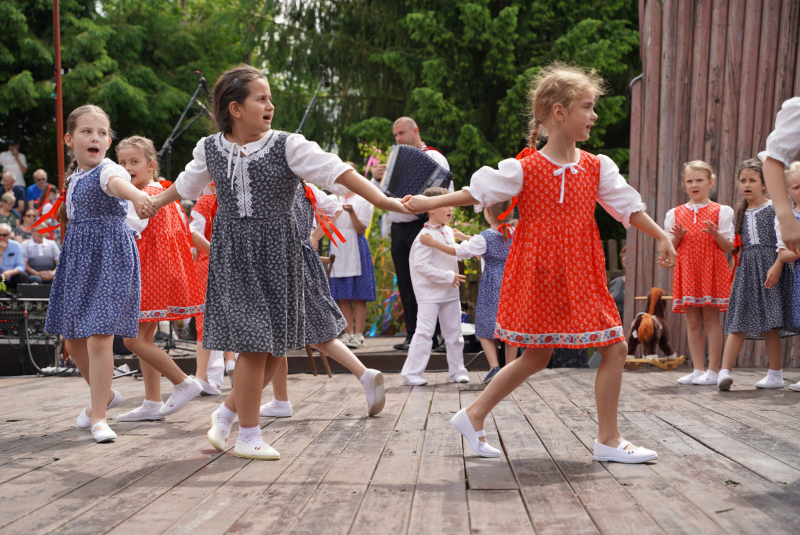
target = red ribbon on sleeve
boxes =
[305,185,346,248]
[731,233,742,282]
[516,147,536,160]
[28,189,66,235]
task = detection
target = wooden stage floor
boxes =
[1,367,799,534]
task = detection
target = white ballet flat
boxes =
[452,374,470,384]
[91,422,117,443]
[451,409,500,458]
[360,369,386,417]
[718,375,734,391]
[207,408,229,452]
[593,439,657,463]
[402,375,428,386]
[233,439,280,460]
[789,381,800,392]
[77,390,123,430]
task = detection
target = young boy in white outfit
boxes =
[401,187,470,386]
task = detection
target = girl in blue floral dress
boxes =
[43,105,156,443]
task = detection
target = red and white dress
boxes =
[188,191,217,340]
[127,182,204,322]
[464,149,645,349]
[664,202,733,313]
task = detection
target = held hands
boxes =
[400,194,431,214]
[382,197,412,215]
[135,191,158,219]
[453,229,470,242]
[452,273,467,287]
[671,223,688,240]
[658,235,678,269]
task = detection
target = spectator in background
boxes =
[22,224,60,284]
[0,223,28,286]
[0,193,20,228]
[27,169,52,212]
[0,140,27,188]
[13,209,37,242]
[2,171,26,213]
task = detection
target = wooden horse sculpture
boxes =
[625,287,685,370]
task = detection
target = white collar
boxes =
[220,130,276,189]
[745,199,772,212]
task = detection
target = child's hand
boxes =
[778,217,800,255]
[671,223,687,240]
[701,220,720,237]
[401,194,431,214]
[342,204,353,213]
[452,273,467,287]
[135,192,158,219]
[764,264,782,289]
[419,234,435,247]
[382,197,412,215]
[453,229,470,241]
[658,236,677,268]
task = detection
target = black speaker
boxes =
[113,336,132,355]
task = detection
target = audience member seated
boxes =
[22,224,60,284]
[13,209,37,243]
[2,171,26,213]
[26,169,53,213]
[0,193,20,228]
[0,223,28,287]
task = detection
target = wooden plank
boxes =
[349,382,434,535]
[467,490,534,535]
[624,76,643,333]
[719,0,747,209]
[735,0,763,163]
[491,397,599,535]
[774,0,800,114]
[459,389,518,491]
[704,0,729,201]
[688,0,711,160]
[752,0,783,157]
[407,379,469,535]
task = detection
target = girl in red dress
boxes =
[403,63,677,463]
[664,161,733,386]
[116,136,206,421]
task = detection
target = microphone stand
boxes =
[296,65,330,135]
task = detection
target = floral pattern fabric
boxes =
[474,228,511,339]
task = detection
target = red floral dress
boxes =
[136,183,204,322]
[494,150,625,349]
[191,193,216,340]
[671,202,731,312]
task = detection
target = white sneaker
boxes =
[260,399,292,418]
[451,409,500,458]
[91,422,117,443]
[692,372,718,385]
[360,369,385,416]
[402,375,428,386]
[593,439,658,463]
[353,333,365,348]
[677,370,703,385]
[77,390,123,430]
[342,333,359,349]
[718,374,734,391]
[452,374,470,384]
[755,375,785,389]
[665,353,679,360]
[197,378,221,396]
[233,438,280,460]
[207,408,229,451]
[789,381,800,392]
[159,377,203,416]
[117,402,165,422]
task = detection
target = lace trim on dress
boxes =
[214,131,279,217]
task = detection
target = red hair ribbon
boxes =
[304,185,346,248]
[731,233,742,282]
[497,222,514,248]
[28,188,66,235]
[516,147,536,160]
[497,197,516,221]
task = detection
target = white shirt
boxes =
[66,159,131,220]
[126,182,187,238]
[758,97,800,167]
[664,202,735,240]
[0,151,27,187]
[328,192,371,278]
[409,223,460,304]
[463,152,645,228]
[775,209,800,251]
[453,233,488,260]
[175,132,351,202]
[21,238,60,269]
[371,143,454,224]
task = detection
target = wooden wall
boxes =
[626,0,800,367]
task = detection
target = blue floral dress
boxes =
[475,229,512,339]
[45,161,141,339]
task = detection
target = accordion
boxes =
[379,145,452,198]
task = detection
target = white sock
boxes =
[175,377,195,390]
[705,370,718,380]
[718,369,731,377]
[267,398,291,408]
[690,369,703,377]
[238,425,263,445]
[217,404,237,437]
[142,400,162,410]
[767,369,783,381]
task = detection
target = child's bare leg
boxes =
[479,337,499,369]
[763,330,783,371]
[138,357,163,402]
[703,307,723,372]
[339,299,354,335]
[311,339,366,379]
[720,332,746,371]
[465,347,552,441]
[195,340,210,382]
[504,341,517,365]
[65,338,91,386]
[594,341,627,447]
[234,353,284,427]
[224,356,285,413]
[272,357,289,402]
[684,306,706,370]
[86,334,114,426]
[124,322,187,385]
[354,299,367,335]
[224,351,236,364]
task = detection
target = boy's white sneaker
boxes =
[159,377,203,416]
[452,374,470,383]
[260,399,292,418]
[77,390,122,430]
[402,375,428,386]
[755,375,785,389]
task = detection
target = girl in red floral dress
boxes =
[403,63,677,463]
[665,161,733,386]
[116,136,206,421]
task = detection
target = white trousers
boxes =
[402,299,467,381]
[207,350,225,388]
